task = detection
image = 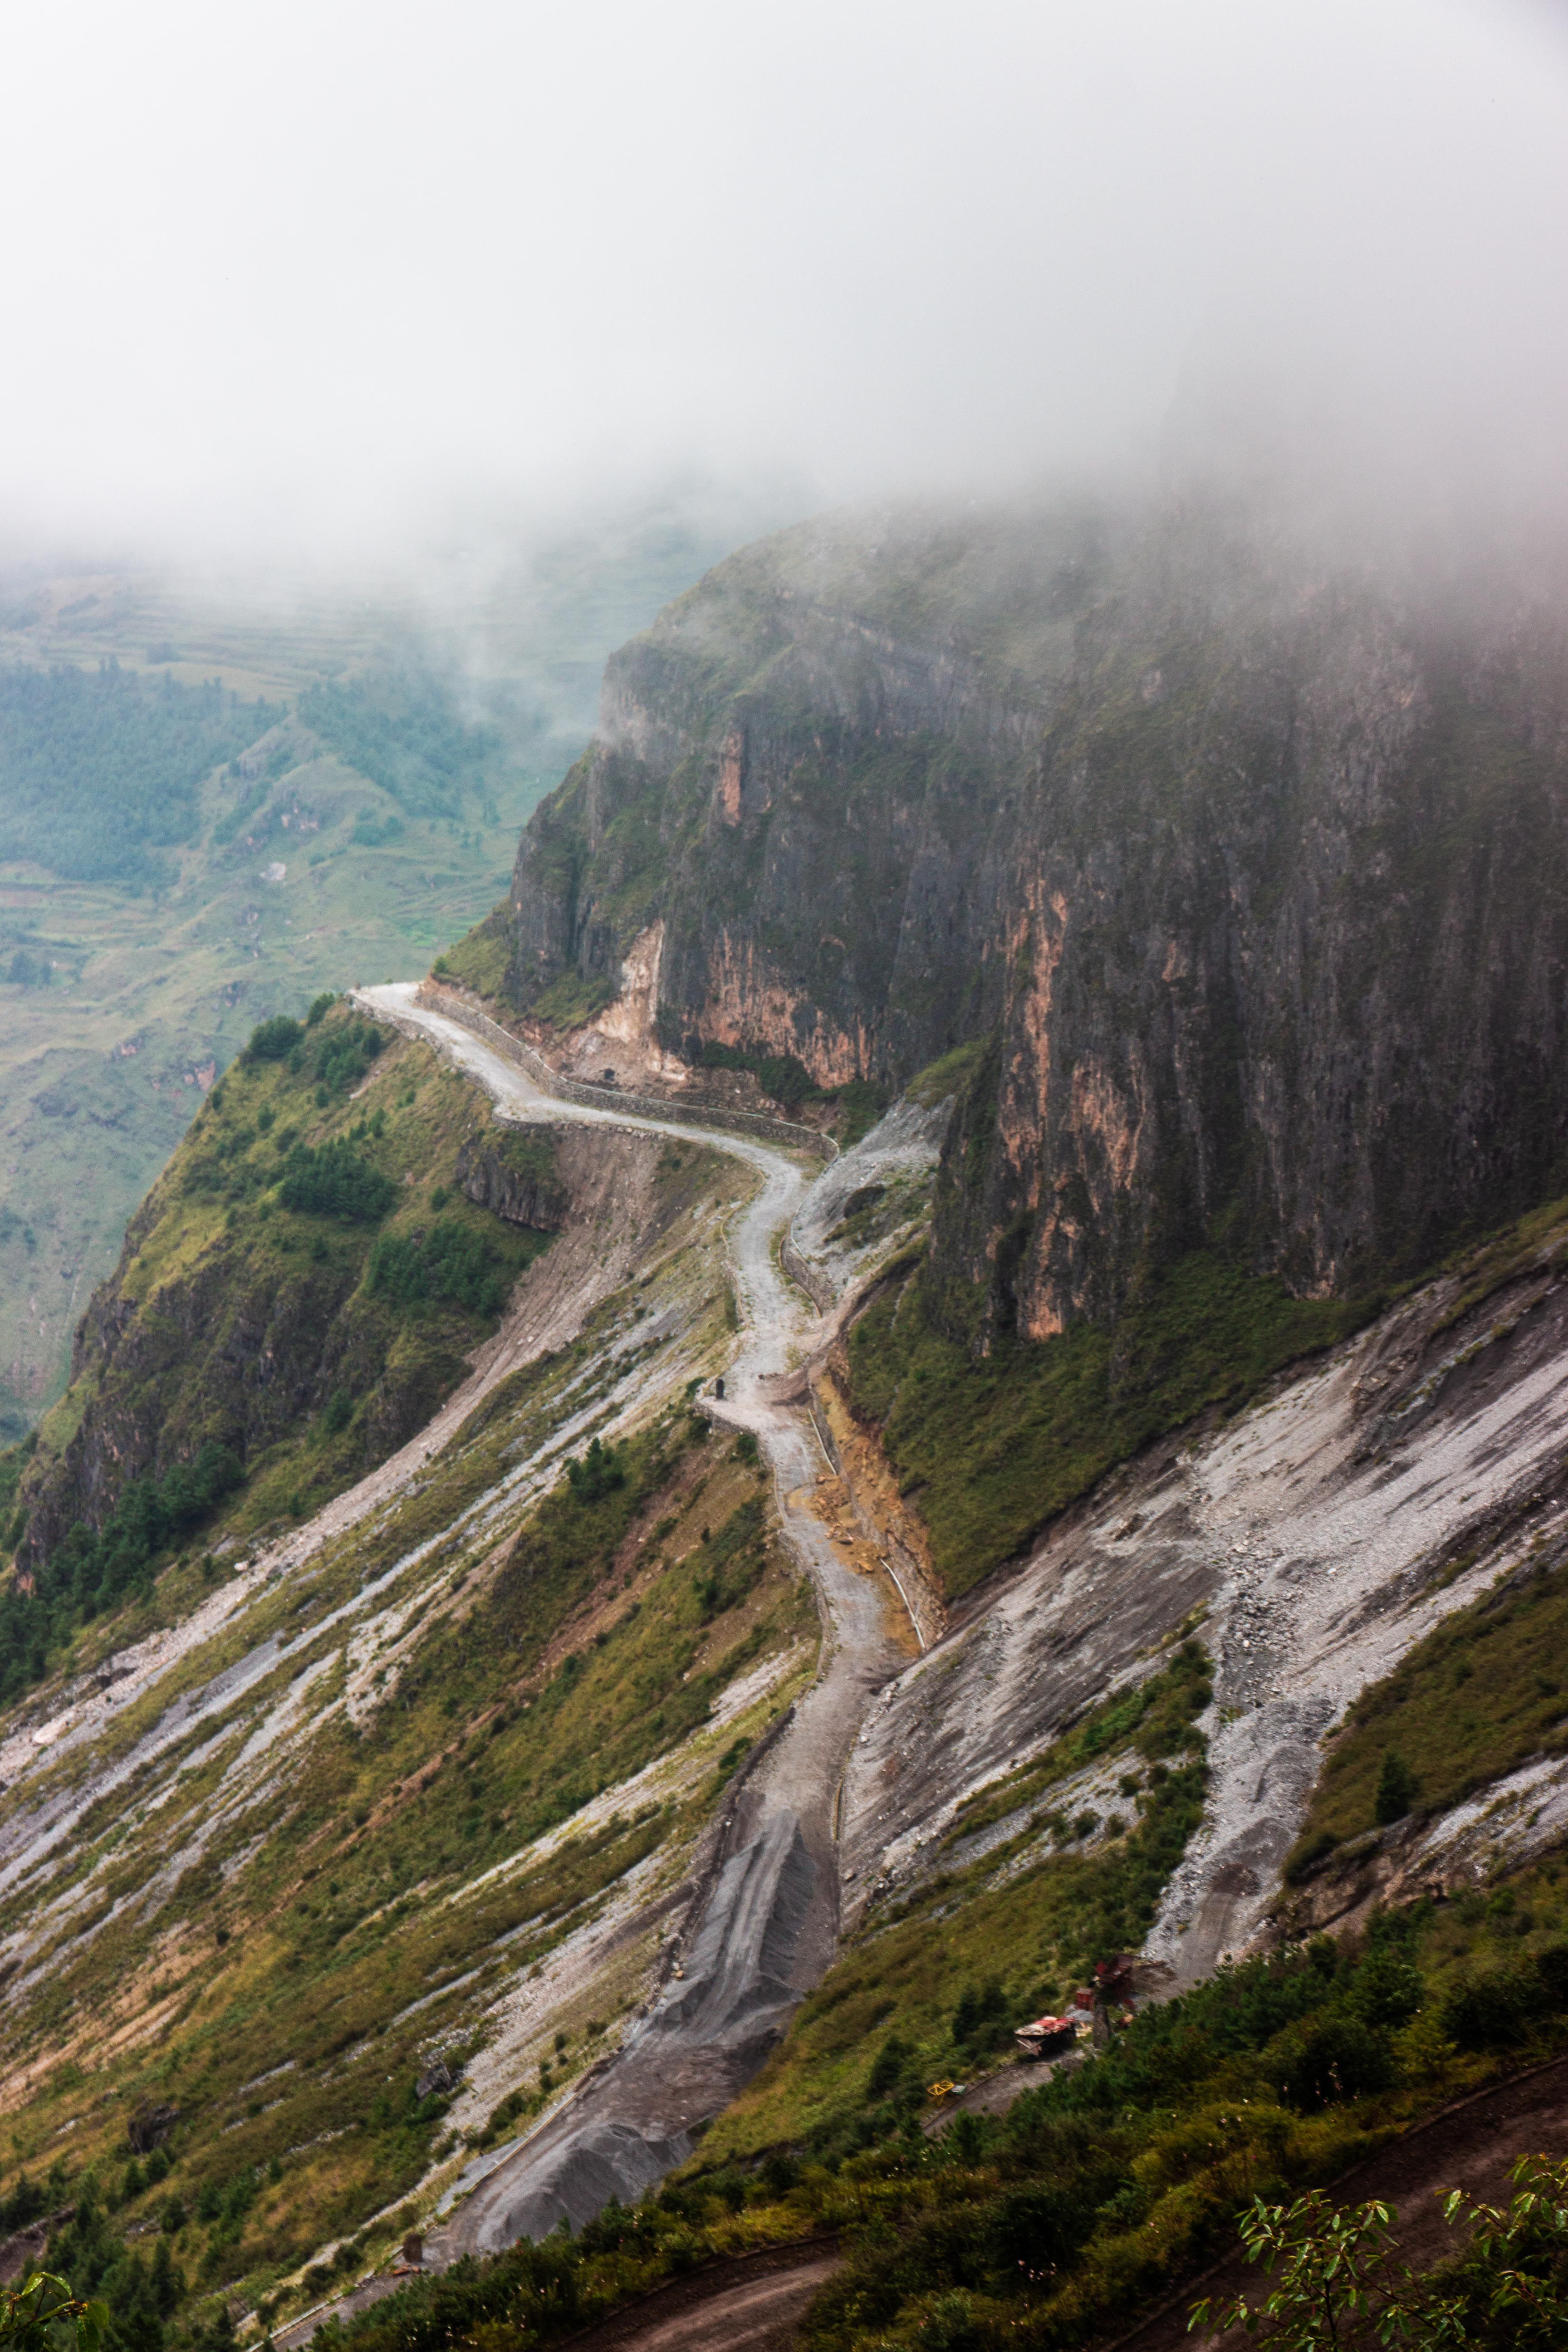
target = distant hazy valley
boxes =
[0,510,751,1434]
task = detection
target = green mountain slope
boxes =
[0,505,760,1436]
[0,998,561,1692]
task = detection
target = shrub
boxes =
[566,1438,625,1504]
[280,1142,397,1223]
[1442,1963,1538,2051]
[1374,1751,1418,1825]
[1536,1940,1568,2006]
[245,1015,304,1063]
[1346,1945,1423,2031]
[1281,2017,1393,2110]
[310,1019,385,1098]
[866,2034,911,2101]
[367,1219,510,1314]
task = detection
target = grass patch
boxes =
[530,970,619,1028]
[906,1038,989,1108]
[1286,1553,1568,1875]
[1432,1189,1568,1333]
[845,1253,1369,1598]
[433,903,513,1001]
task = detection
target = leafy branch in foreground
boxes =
[1191,2152,1568,2347]
[0,2273,108,2352]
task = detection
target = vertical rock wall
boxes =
[505,500,1568,1344]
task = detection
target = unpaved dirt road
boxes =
[548,2241,842,2352]
[1112,2053,1568,2351]
[354,989,903,2262]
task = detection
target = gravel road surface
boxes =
[357,989,902,2262]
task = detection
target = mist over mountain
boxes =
[0,0,1561,560]
[0,488,775,1434]
[0,6,1567,2352]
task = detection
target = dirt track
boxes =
[553,2240,842,2352]
[353,990,904,2265]
[1112,2053,1568,2350]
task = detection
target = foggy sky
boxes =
[2,0,1566,567]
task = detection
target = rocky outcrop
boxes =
[501,498,1568,1348]
[456,1129,570,1231]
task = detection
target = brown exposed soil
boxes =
[553,2239,842,2352]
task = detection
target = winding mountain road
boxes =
[353,988,903,2262]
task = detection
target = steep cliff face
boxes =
[503,500,1568,1346]
[931,533,1568,1346]
[506,508,1117,1081]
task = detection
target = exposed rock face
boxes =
[504,500,1568,1346]
[455,1128,570,1230]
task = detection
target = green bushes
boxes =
[1196,2155,1568,2349]
[280,1142,397,1223]
[1280,2016,1394,2110]
[244,1016,304,1063]
[686,1499,767,1621]
[309,1019,385,1098]
[1374,1750,1418,1824]
[565,1437,626,1504]
[367,1220,512,1315]
[1440,1938,1568,2051]
[44,1440,245,1629]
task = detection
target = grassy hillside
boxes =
[0,506,756,1439]
[0,1027,810,2347]
[0,1000,556,1701]
[1286,1545,1568,1882]
[839,1246,1368,1600]
[0,1404,814,2342]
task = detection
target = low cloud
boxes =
[0,0,1563,568]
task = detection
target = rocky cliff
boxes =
[499,499,1568,1348]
